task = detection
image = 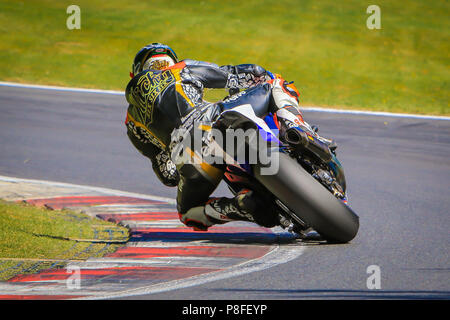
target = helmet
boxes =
[130,43,178,77]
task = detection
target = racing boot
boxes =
[179,190,278,231]
[179,195,255,231]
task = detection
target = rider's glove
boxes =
[223,64,269,89]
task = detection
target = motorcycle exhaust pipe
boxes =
[283,127,332,162]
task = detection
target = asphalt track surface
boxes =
[0,85,449,299]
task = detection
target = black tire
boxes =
[253,151,359,243]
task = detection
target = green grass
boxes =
[0,0,448,115]
[0,199,129,281]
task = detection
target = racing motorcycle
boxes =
[208,93,360,243]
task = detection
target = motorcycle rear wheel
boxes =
[253,152,359,243]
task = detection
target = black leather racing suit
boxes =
[124,59,271,224]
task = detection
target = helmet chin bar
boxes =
[143,55,175,71]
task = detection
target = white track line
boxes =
[1,81,449,121]
[0,81,123,95]
[75,256,246,269]
[0,175,176,204]
[84,245,304,300]
[301,106,450,121]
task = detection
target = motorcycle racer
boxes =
[125,43,333,231]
